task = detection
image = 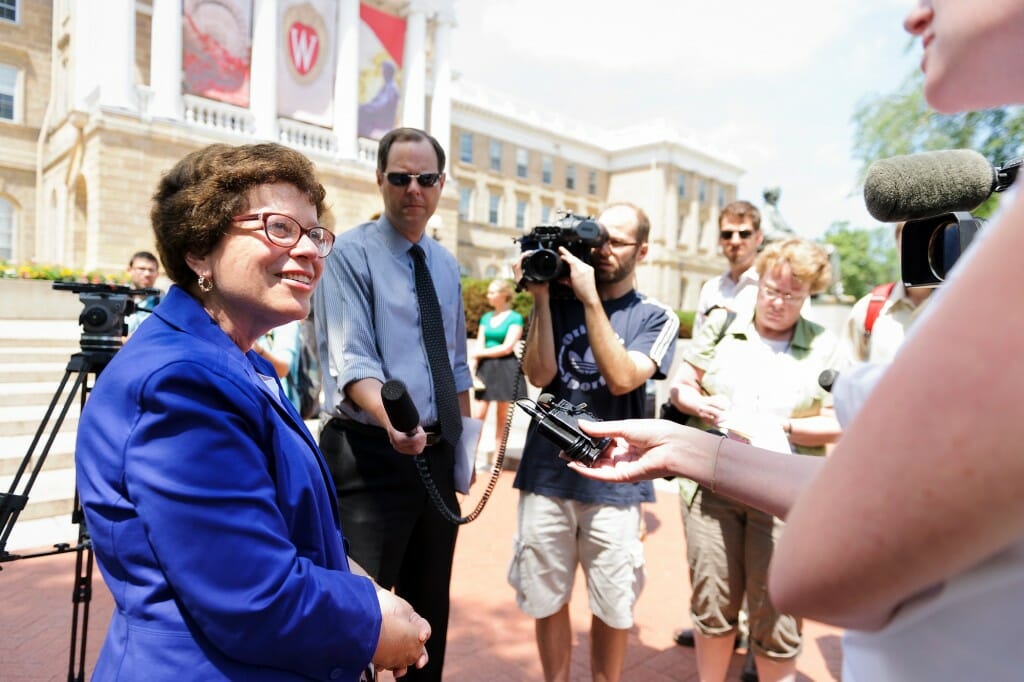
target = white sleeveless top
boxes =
[842,536,1024,681]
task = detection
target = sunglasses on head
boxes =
[720,229,754,240]
[385,172,442,188]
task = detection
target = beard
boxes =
[596,253,636,285]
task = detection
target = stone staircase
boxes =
[0,320,85,554]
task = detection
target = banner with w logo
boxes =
[277,0,337,127]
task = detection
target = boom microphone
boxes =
[862,149,1015,223]
[381,379,420,435]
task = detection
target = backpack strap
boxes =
[715,310,737,345]
[864,282,897,335]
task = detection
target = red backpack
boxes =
[864,282,897,335]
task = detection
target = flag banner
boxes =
[358,2,405,140]
[278,0,338,127]
[183,0,253,107]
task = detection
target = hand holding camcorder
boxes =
[516,394,612,467]
[515,211,607,298]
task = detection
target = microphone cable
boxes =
[409,316,530,525]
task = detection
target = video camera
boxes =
[516,211,608,297]
[53,282,160,352]
[864,151,1021,287]
[515,394,612,467]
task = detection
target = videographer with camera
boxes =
[565,4,1024,679]
[509,202,678,681]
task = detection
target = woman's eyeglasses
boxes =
[760,285,806,305]
[384,172,443,188]
[231,212,335,258]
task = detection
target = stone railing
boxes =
[183,95,255,136]
[357,137,379,167]
[278,118,337,156]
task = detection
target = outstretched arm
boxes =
[572,419,824,520]
[772,190,1024,631]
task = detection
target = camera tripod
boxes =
[0,348,115,682]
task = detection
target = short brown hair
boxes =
[719,200,761,231]
[151,143,326,289]
[603,202,651,244]
[755,238,832,295]
[376,127,446,174]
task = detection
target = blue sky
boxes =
[450,0,919,240]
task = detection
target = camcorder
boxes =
[897,156,1021,287]
[516,211,608,298]
[515,394,612,467]
[53,281,159,352]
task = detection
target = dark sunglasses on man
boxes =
[720,229,754,240]
[384,172,443,188]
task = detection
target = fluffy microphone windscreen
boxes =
[863,149,995,222]
[381,379,420,433]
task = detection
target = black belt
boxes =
[328,418,443,446]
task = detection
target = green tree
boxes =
[852,71,1024,219]
[823,221,899,300]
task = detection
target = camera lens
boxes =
[926,219,960,283]
[524,249,562,282]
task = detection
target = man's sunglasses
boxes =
[385,172,443,188]
[720,229,754,240]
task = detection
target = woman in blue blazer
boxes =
[75,143,430,680]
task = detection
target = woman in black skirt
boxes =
[470,279,525,470]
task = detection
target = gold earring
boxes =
[198,275,213,293]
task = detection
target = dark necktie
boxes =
[409,243,462,446]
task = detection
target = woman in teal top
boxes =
[470,279,525,470]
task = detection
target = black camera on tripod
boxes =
[53,282,159,352]
[516,212,608,292]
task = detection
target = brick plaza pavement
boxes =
[0,471,843,680]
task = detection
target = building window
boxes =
[458,186,473,220]
[0,65,16,121]
[515,199,527,229]
[0,198,13,261]
[718,186,727,209]
[541,156,553,184]
[699,179,707,203]
[516,148,528,178]
[541,204,552,223]
[677,173,687,199]
[459,132,473,163]
[587,170,597,195]
[489,139,502,172]
[0,0,17,23]
[565,164,576,191]
[488,193,500,225]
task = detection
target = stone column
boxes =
[250,0,279,140]
[97,0,137,111]
[400,0,428,129]
[150,0,184,120]
[429,4,454,152]
[333,0,360,159]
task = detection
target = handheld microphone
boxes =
[381,379,420,435]
[818,369,839,393]
[863,149,1020,223]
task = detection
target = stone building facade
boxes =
[0,0,741,311]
